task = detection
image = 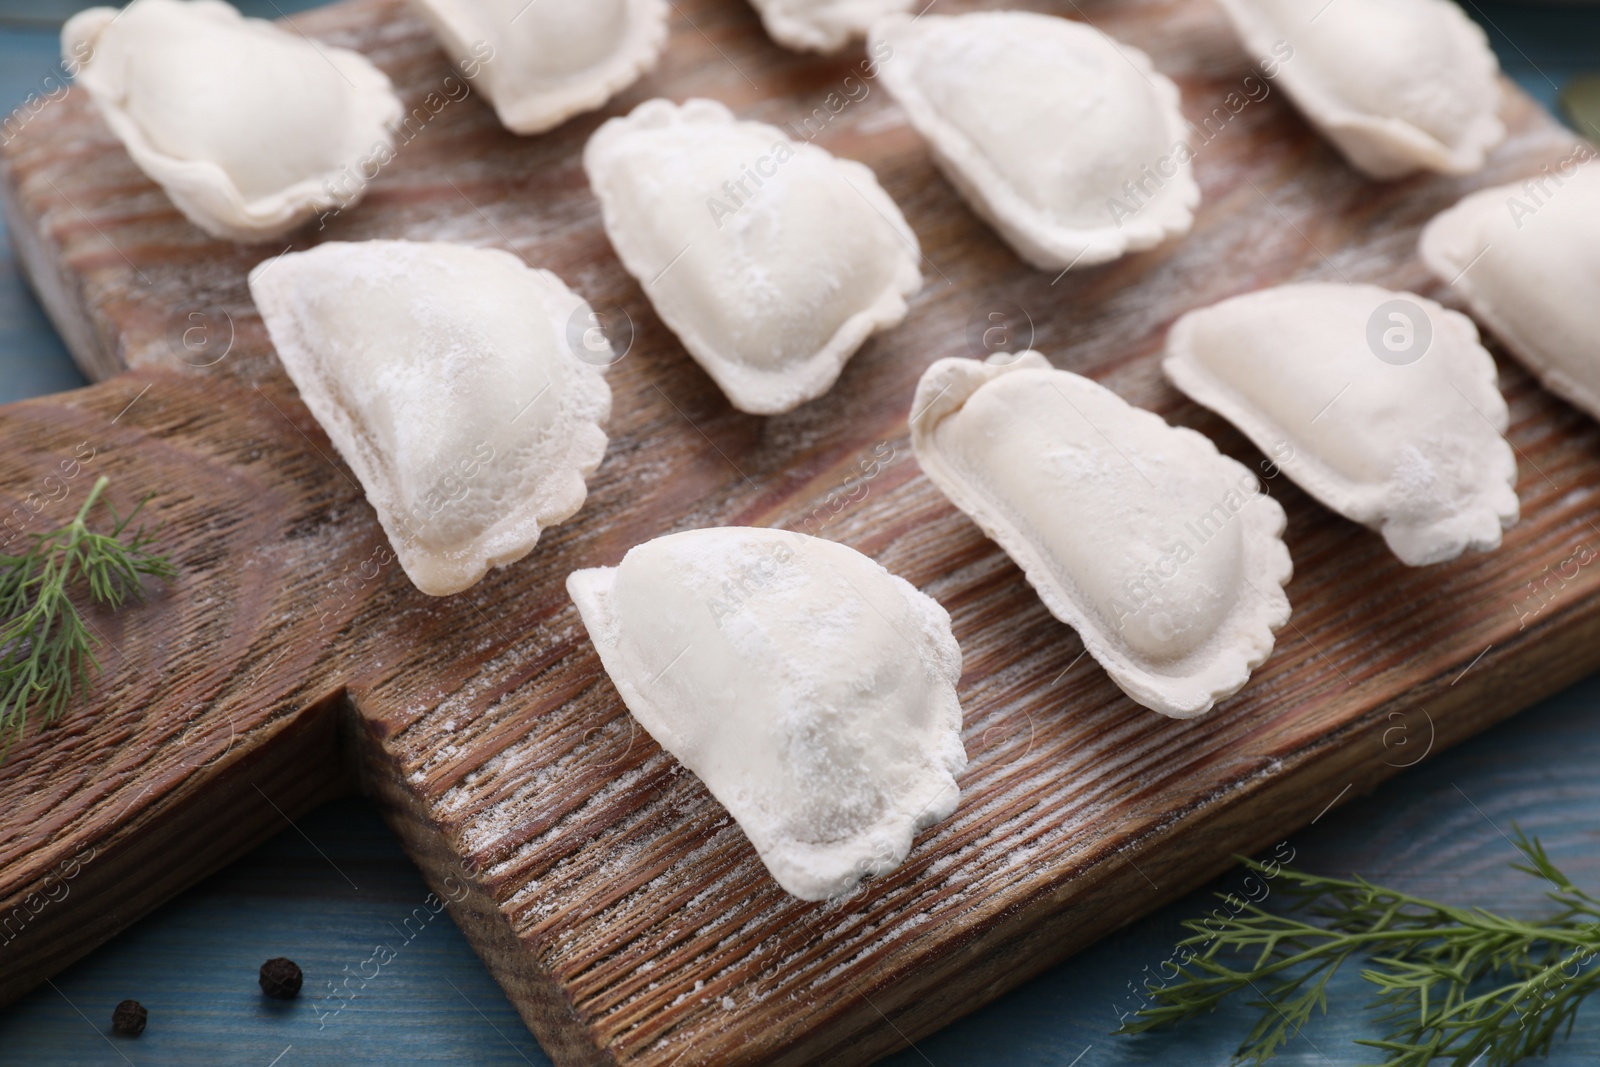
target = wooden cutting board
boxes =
[3,0,1598,1063]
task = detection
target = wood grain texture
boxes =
[2,1,1599,1064]
[11,677,1600,1066]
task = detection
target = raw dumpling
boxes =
[1214,0,1503,178]
[911,352,1291,718]
[406,0,667,134]
[871,11,1198,271]
[63,0,402,241]
[583,98,922,414]
[567,527,965,900]
[1165,283,1519,567]
[249,241,612,596]
[749,0,911,53]
[1420,158,1600,423]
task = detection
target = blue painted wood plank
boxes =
[3,677,1597,1067]
[1468,1,1600,112]
[1,3,1598,1064]
[0,27,85,404]
[880,673,1600,1067]
[0,798,552,1066]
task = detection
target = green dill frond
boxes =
[0,475,175,757]
[1117,832,1600,1067]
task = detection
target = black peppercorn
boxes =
[259,957,303,1000]
[111,999,147,1036]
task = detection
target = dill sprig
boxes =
[1118,830,1600,1067]
[0,475,174,755]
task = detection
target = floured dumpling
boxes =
[583,98,922,414]
[1165,283,1519,567]
[749,0,911,53]
[1420,159,1600,423]
[872,11,1197,271]
[250,241,612,596]
[567,527,965,900]
[64,0,402,241]
[911,353,1291,718]
[407,0,667,134]
[1214,0,1503,178]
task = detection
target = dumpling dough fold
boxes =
[1214,0,1503,178]
[568,527,966,901]
[750,0,912,53]
[63,0,402,241]
[1165,282,1519,566]
[911,352,1292,718]
[872,11,1198,271]
[250,240,612,596]
[584,98,922,415]
[406,0,667,134]
[1420,158,1600,424]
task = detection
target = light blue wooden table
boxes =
[0,4,1597,1065]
